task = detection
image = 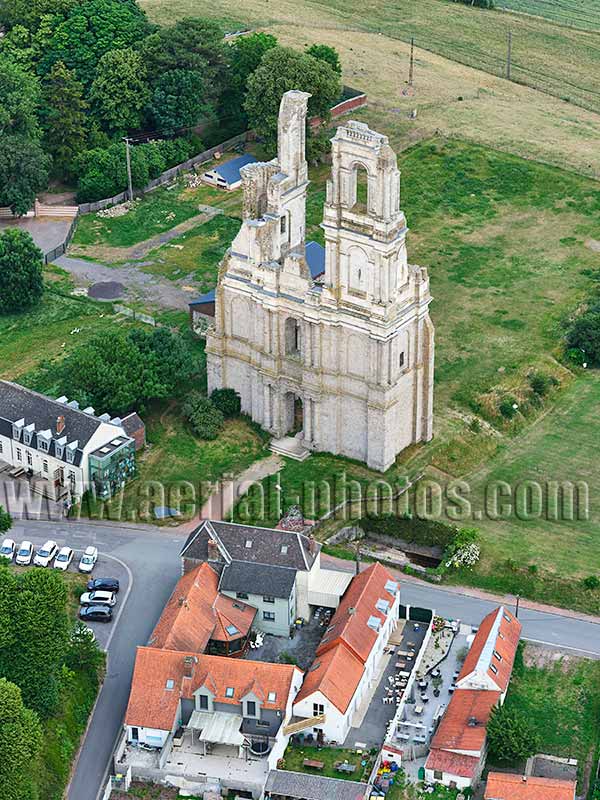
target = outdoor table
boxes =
[414,705,424,715]
[398,670,411,678]
[420,694,429,703]
[303,759,324,770]
[418,680,428,690]
[395,661,407,669]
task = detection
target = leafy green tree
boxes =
[0,677,42,800]
[222,32,278,128]
[90,48,149,135]
[0,228,44,313]
[0,568,70,717]
[66,622,104,679]
[487,704,540,764]
[147,69,213,134]
[0,505,12,534]
[305,44,342,75]
[0,57,41,138]
[245,46,341,157]
[183,392,224,440]
[40,328,194,415]
[0,0,77,32]
[0,135,50,215]
[210,388,241,418]
[41,61,88,177]
[566,307,600,366]
[38,0,150,88]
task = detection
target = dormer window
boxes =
[23,424,35,446]
[267,691,276,702]
[12,420,24,440]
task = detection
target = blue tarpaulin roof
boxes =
[306,240,325,279]
[189,289,216,307]
[207,154,258,185]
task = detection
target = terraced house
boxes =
[0,380,137,503]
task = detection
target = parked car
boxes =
[78,546,98,573]
[15,541,34,566]
[79,590,116,607]
[86,577,120,593]
[0,538,15,562]
[54,546,74,571]
[33,540,59,567]
[79,605,112,623]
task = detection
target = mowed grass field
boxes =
[498,0,600,31]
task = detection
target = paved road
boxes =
[11,518,186,800]
[13,520,600,800]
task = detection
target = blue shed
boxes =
[202,154,258,190]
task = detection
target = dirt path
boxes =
[68,205,223,264]
[55,255,196,310]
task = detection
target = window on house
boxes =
[434,771,443,781]
[42,460,48,474]
[399,351,405,368]
[0,442,3,454]
[16,448,22,461]
[69,471,76,491]
[267,692,276,702]
[165,679,175,690]
[27,452,32,466]
[198,694,209,710]
[263,595,275,604]
[280,216,286,234]
[39,439,49,452]
[313,703,324,716]
[256,719,270,728]
[245,540,253,548]
[503,612,512,623]
[281,544,288,555]
[236,592,249,600]
[225,687,235,698]
[493,650,502,661]
[490,663,498,675]
[246,701,256,716]
[263,611,275,622]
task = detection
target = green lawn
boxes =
[281,744,374,782]
[497,0,600,31]
[496,645,600,792]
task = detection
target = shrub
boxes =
[210,388,241,418]
[183,392,224,440]
[487,705,540,763]
[499,395,519,419]
[0,227,44,313]
[565,309,600,365]
[528,370,551,396]
[583,575,600,590]
[0,504,11,533]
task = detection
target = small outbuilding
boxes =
[202,154,258,191]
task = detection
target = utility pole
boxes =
[408,37,415,87]
[515,593,520,619]
[506,30,512,81]
[124,137,133,201]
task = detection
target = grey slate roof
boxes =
[305,241,326,279]
[180,520,318,572]
[189,289,216,307]
[264,770,368,800]
[219,561,296,599]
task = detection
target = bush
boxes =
[0,505,11,533]
[499,395,519,419]
[487,704,540,763]
[183,392,224,439]
[210,388,241,418]
[528,371,551,396]
[583,575,600,591]
[0,227,44,313]
[565,307,600,366]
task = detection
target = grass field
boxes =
[141,0,600,180]
[282,744,374,782]
[496,644,600,792]
[498,0,600,31]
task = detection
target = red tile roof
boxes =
[431,689,500,753]
[149,562,256,652]
[125,647,302,731]
[317,562,398,664]
[426,748,481,779]
[485,772,576,800]
[458,606,521,693]
[294,563,398,714]
[294,642,365,713]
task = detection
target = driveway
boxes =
[0,216,72,257]
[11,518,186,800]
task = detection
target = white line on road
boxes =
[99,552,134,652]
[522,636,600,657]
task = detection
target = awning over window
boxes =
[187,711,245,746]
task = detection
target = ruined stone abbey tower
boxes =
[206,91,434,472]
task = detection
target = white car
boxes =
[0,538,15,562]
[78,546,98,574]
[79,590,116,607]
[34,540,59,567]
[15,541,34,566]
[54,546,74,571]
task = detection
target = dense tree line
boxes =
[0,0,343,208]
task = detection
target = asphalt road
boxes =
[11,519,600,800]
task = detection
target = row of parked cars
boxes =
[0,538,119,623]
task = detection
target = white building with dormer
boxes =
[206,90,434,472]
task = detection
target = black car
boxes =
[79,605,113,623]
[86,577,120,593]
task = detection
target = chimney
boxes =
[308,534,316,553]
[207,539,219,561]
[183,655,196,679]
[56,415,65,436]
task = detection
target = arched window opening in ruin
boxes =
[285,317,301,356]
[352,165,369,212]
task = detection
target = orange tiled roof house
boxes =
[484,771,576,800]
[424,606,522,792]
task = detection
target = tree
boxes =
[41,61,88,177]
[183,393,224,440]
[0,0,77,32]
[90,48,149,135]
[38,328,194,415]
[0,678,42,800]
[221,32,278,128]
[0,57,41,138]
[0,506,11,534]
[210,388,241,418]
[37,0,150,88]
[487,704,540,764]
[147,69,212,135]
[245,46,341,157]
[306,44,342,75]
[0,135,50,215]
[0,229,44,313]
[66,622,104,679]
[566,308,600,366]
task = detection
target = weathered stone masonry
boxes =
[206,90,434,472]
